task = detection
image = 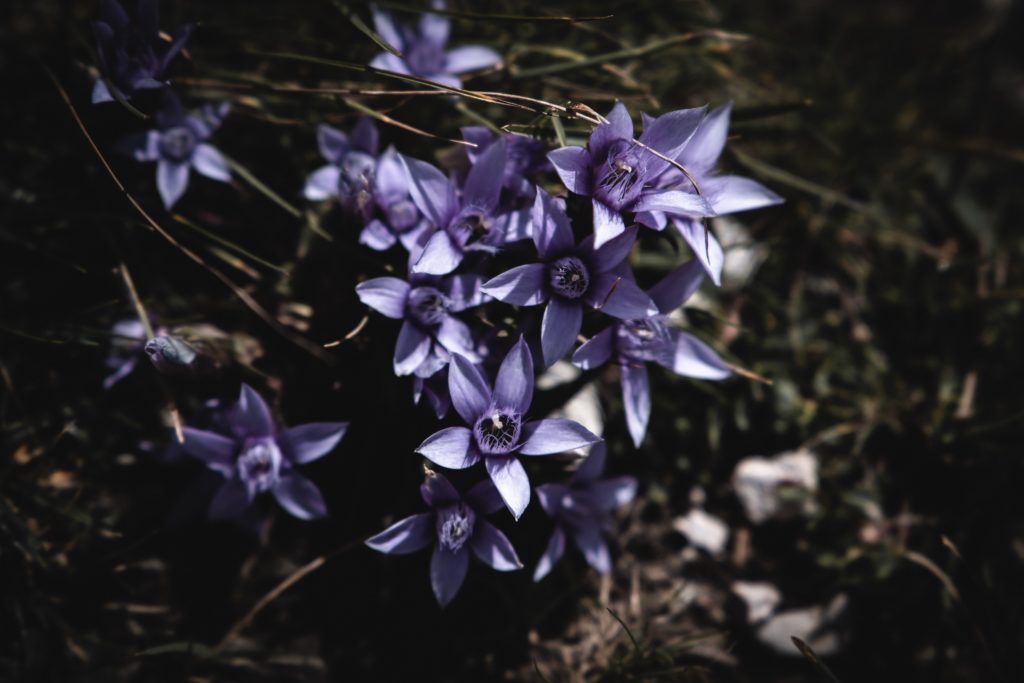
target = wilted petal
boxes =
[571,525,612,574]
[448,354,491,422]
[278,422,348,464]
[463,137,505,213]
[470,519,522,571]
[445,46,502,74]
[365,512,435,554]
[571,327,614,370]
[465,478,504,514]
[485,455,531,520]
[356,277,410,319]
[360,220,399,251]
[678,102,731,175]
[662,330,732,380]
[547,146,593,196]
[519,419,601,456]
[181,427,236,475]
[592,199,626,248]
[531,190,574,259]
[541,298,582,367]
[648,257,706,313]
[232,383,275,438]
[156,160,190,209]
[621,362,651,447]
[633,189,712,218]
[394,320,432,375]
[401,154,457,227]
[587,273,658,319]
[191,144,231,182]
[416,426,480,469]
[481,263,547,305]
[412,230,462,275]
[431,545,469,607]
[273,472,328,520]
[533,526,566,582]
[317,123,349,164]
[209,478,252,520]
[706,175,784,215]
[304,165,341,201]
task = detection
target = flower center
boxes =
[237,437,282,494]
[160,126,198,162]
[473,408,522,455]
[436,502,475,552]
[597,140,645,209]
[548,256,590,300]
[406,41,446,76]
[385,197,419,232]
[338,151,376,213]
[449,209,492,248]
[408,286,449,327]
[617,317,672,364]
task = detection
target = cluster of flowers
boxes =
[95,0,781,606]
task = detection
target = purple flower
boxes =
[415,337,602,519]
[572,260,731,447]
[359,147,433,251]
[482,191,658,367]
[104,318,163,389]
[180,383,347,521]
[461,127,552,199]
[649,103,784,285]
[534,442,637,581]
[368,0,501,89]
[304,119,380,221]
[547,101,712,248]
[413,369,451,419]
[91,0,194,104]
[356,271,484,377]
[118,92,232,209]
[402,138,531,275]
[365,472,521,607]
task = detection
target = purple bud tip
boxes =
[548,256,590,300]
[436,502,475,552]
[144,335,197,371]
[473,408,522,455]
[338,151,376,211]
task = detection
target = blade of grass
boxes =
[331,0,403,57]
[171,213,291,277]
[221,154,302,218]
[373,1,612,22]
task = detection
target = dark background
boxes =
[2,0,1023,680]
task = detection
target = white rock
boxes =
[673,508,730,556]
[733,450,818,524]
[732,581,781,624]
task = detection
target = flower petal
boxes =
[445,46,502,74]
[463,136,505,213]
[436,316,478,359]
[481,263,547,305]
[304,165,341,201]
[587,225,638,273]
[360,220,398,251]
[181,427,236,476]
[571,327,614,370]
[705,175,784,215]
[431,545,469,607]
[374,148,408,196]
[209,478,251,520]
[673,218,723,286]
[532,526,566,582]
[677,102,731,175]
[419,1,450,46]
[571,525,612,574]
[394,320,432,376]
[356,277,410,319]
[485,455,531,520]
[621,362,651,448]
[541,298,582,367]
[465,478,504,514]
[156,160,190,209]
[589,102,633,161]
[278,422,348,465]
[273,472,328,520]
[639,105,706,168]
[531,190,574,259]
[191,143,231,182]
[365,512,435,554]
[401,154,457,227]
[662,330,732,379]
[535,483,568,516]
[350,117,379,155]
[416,426,480,469]
[448,354,492,423]
[587,272,659,319]
[518,419,602,456]
[647,258,705,313]
[633,189,712,218]
[412,229,462,275]
[547,146,593,196]
[470,519,522,571]
[370,5,405,49]
[316,123,349,164]
[586,476,638,511]
[421,472,460,508]
[571,441,607,483]
[489,338,532,417]
[592,199,626,248]
[231,383,275,438]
